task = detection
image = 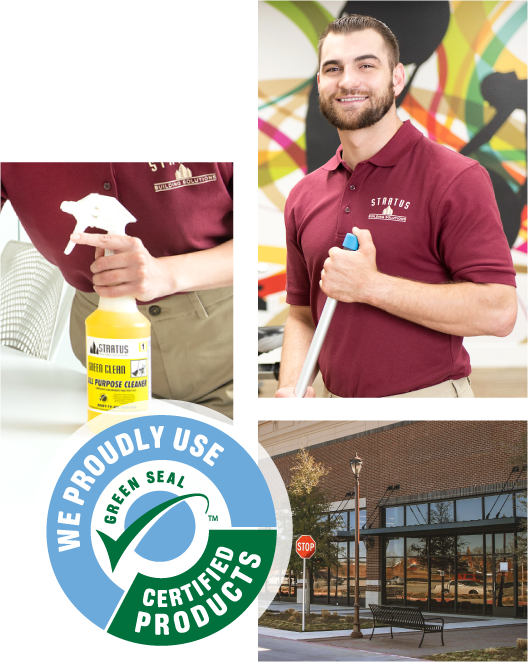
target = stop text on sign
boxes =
[296,535,316,559]
[298,542,314,551]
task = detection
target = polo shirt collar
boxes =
[322,120,423,171]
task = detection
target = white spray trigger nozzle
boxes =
[61,193,137,255]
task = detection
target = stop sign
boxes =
[296,535,316,559]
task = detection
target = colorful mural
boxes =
[258,1,527,353]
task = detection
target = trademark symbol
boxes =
[208,515,218,522]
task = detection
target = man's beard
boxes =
[319,81,394,131]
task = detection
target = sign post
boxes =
[296,535,316,632]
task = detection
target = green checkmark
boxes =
[96,493,209,572]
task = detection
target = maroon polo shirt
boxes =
[1,162,233,303]
[285,120,516,397]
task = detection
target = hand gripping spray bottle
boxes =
[61,194,151,420]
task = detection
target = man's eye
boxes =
[360,64,374,68]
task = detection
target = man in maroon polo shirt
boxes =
[1,162,234,416]
[275,15,517,399]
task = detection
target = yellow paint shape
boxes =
[258,245,287,265]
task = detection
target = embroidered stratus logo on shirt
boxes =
[368,197,409,222]
[154,164,217,193]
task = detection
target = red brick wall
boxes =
[272,421,526,585]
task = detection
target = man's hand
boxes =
[275,385,316,398]
[318,228,517,337]
[70,232,173,301]
[320,227,379,303]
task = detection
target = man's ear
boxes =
[393,63,406,98]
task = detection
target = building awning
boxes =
[336,516,520,539]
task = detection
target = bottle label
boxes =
[86,336,151,413]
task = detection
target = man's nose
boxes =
[338,65,363,91]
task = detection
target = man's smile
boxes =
[336,96,369,103]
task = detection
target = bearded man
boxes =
[275,15,517,399]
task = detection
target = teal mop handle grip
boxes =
[294,233,358,398]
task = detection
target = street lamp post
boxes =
[350,452,364,639]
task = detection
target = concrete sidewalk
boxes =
[259,614,527,661]
[311,623,527,659]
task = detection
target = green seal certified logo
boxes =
[47,415,277,645]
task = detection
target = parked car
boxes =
[439,580,491,596]
[388,576,404,585]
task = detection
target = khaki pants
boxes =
[70,287,233,418]
[381,377,475,402]
[323,376,474,399]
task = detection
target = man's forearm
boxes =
[162,239,233,293]
[277,309,316,389]
[365,273,517,337]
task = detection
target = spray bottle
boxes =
[61,193,151,420]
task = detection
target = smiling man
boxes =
[275,15,517,399]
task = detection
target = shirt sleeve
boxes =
[228,161,258,237]
[436,163,517,287]
[284,189,311,307]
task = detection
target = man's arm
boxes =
[275,305,317,398]
[321,227,517,337]
[70,233,233,300]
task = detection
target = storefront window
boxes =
[430,535,457,557]
[385,556,404,605]
[495,557,515,608]
[386,537,404,557]
[313,566,329,599]
[349,560,366,606]
[456,497,483,522]
[330,559,348,601]
[457,556,485,615]
[407,537,427,556]
[349,509,366,529]
[515,493,527,517]
[430,501,454,523]
[457,534,484,556]
[430,557,455,613]
[406,503,428,526]
[350,540,366,558]
[406,557,428,608]
[495,532,515,554]
[485,494,514,519]
[517,556,528,618]
[385,506,404,527]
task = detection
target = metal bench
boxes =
[369,604,445,648]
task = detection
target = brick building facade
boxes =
[259,421,527,618]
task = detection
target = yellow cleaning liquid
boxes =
[59,192,151,422]
[86,298,151,421]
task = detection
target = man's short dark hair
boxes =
[318,14,400,72]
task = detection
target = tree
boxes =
[287,449,344,614]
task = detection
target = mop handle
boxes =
[294,233,359,398]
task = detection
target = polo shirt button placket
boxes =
[149,305,161,316]
[103,182,112,191]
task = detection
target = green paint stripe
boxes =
[467,3,527,136]
[258,76,315,111]
[481,2,527,69]
[266,1,334,51]
[267,1,319,49]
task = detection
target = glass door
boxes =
[492,556,515,617]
